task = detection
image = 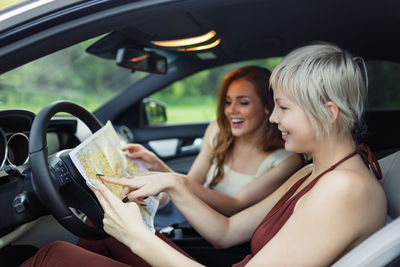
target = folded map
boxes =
[69,121,159,233]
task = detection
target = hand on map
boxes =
[123,144,171,172]
[71,121,159,233]
[99,172,177,203]
[88,179,149,247]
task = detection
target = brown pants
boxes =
[21,231,193,266]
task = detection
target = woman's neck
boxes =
[234,125,266,150]
[309,135,356,175]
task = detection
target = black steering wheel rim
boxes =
[29,100,106,239]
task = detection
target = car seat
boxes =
[333,150,400,266]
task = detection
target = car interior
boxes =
[0,0,400,266]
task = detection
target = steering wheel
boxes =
[29,100,107,239]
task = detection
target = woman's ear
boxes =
[325,101,339,123]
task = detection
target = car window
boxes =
[367,60,400,109]
[148,57,282,124]
[0,0,29,11]
[0,38,148,114]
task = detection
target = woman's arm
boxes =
[122,121,215,205]
[163,172,297,248]
[185,121,216,184]
[100,170,292,249]
[101,173,235,247]
[123,120,215,183]
[123,143,171,172]
[185,153,303,216]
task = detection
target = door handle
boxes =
[180,138,203,153]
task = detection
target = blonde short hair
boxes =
[270,43,367,140]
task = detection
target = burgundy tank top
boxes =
[233,144,382,266]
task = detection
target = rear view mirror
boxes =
[141,98,167,125]
[116,48,167,74]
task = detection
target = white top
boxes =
[204,127,293,196]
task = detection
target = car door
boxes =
[129,120,209,174]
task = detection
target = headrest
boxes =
[378,151,400,220]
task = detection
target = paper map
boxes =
[69,121,159,233]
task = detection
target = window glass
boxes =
[367,61,400,109]
[149,57,282,124]
[0,38,147,114]
[0,0,29,11]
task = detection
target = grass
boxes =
[153,95,217,123]
[167,104,216,123]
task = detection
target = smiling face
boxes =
[269,91,315,153]
[224,79,268,138]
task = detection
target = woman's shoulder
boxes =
[204,120,219,147]
[207,120,219,135]
[208,120,218,129]
[254,150,305,178]
[295,167,386,253]
[309,168,386,216]
[320,165,383,190]
[270,148,294,159]
[261,148,296,169]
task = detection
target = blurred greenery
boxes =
[165,98,216,123]
[0,40,147,114]
[0,0,25,10]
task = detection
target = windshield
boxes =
[0,0,31,11]
[0,37,147,113]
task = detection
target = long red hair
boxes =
[210,66,283,188]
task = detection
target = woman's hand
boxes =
[123,143,170,172]
[90,179,203,267]
[99,172,182,203]
[89,179,149,248]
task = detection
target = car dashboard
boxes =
[0,109,84,238]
